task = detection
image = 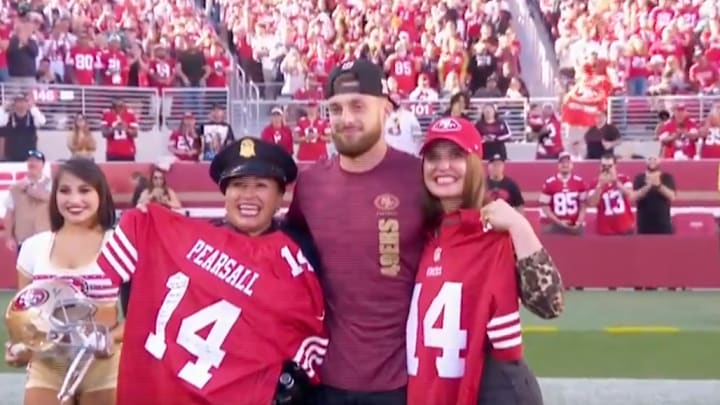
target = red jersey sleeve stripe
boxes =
[292,335,329,380]
[100,227,138,283]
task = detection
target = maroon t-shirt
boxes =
[286,148,425,391]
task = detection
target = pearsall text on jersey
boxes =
[186,239,260,297]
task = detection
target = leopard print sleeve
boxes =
[516,248,564,319]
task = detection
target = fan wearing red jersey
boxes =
[102,138,326,405]
[587,154,636,235]
[699,103,720,159]
[384,41,419,97]
[408,117,560,405]
[149,45,177,90]
[65,33,96,85]
[656,104,699,160]
[539,152,587,234]
[294,103,329,162]
[98,35,130,86]
[101,99,138,161]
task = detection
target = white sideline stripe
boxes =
[165,206,720,219]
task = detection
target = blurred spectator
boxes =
[476,104,511,160]
[699,102,720,159]
[442,92,471,119]
[177,42,208,87]
[584,111,621,160]
[130,171,149,207]
[586,154,636,236]
[468,40,496,93]
[127,43,150,87]
[168,112,201,161]
[385,40,420,97]
[539,152,587,235]
[65,33,96,85]
[205,43,232,88]
[36,58,62,83]
[384,97,422,156]
[473,75,502,98]
[527,103,563,160]
[485,154,524,210]
[260,107,293,156]
[7,16,38,84]
[0,93,46,161]
[199,104,235,161]
[101,99,138,162]
[99,35,131,86]
[67,113,96,159]
[294,102,329,162]
[279,48,308,97]
[408,74,439,101]
[138,167,182,210]
[3,149,50,253]
[656,104,700,160]
[149,44,179,89]
[632,156,676,235]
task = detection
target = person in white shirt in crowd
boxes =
[384,95,423,156]
[408,73,440,101]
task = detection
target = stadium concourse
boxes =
[1,0,720,403]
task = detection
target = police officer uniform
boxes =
[121,137,319,405]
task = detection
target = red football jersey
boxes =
[261,124,294,156]
[66,46,97,85]
[657,118,699,159]
[99,49,130,86]
[149,58,177,88]
[701,127,720,158]
[386,55,417,96]
[206,54,230,87]
[589,174,635,235]
[539,174,588,226]
[98,206,327,405]
[407,210,521,405]
[101,109,138,158]
[168,130,199,161]
[295,117,329,162]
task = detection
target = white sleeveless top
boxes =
[17,231,118,304]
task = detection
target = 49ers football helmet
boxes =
[5,279,110,401]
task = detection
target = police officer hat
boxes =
[209,137,298,193]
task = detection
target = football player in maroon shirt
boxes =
[408,116,559,405]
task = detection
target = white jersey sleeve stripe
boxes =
[487,323,522,339]
[114,227,138,261]
[487,311,520,328]
[100,244,132,283]
[107,237,136,277]
[493,335,523,350]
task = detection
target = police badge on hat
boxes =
[239,138,256,158]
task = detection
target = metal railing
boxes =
[4,81,717,141]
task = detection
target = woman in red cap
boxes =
[406,116,562,405]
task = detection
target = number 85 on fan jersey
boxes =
[406,232,524,405]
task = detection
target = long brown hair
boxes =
[421,153,486,231]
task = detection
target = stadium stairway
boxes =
[507,0,560,97]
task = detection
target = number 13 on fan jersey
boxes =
[407,282,468,378]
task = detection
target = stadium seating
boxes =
[0,0,231,131]
[220,0,526,101]
[534,0,716,96]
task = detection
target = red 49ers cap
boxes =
[420,117,483,157]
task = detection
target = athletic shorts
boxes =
[26,344,121,393]
[477,356,544,405]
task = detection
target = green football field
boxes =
[0,290,719,378]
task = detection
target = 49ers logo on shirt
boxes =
[12,288,50,311]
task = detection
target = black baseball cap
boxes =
[325,59,398,107]
[27,149,45,162]
[209,137,297,194]
[488,154,505,162]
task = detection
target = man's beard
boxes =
[331,120,382,158]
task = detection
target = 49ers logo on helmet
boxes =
[57,276,90,295]
[12,288,50,311]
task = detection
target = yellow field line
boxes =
[603,326,680,334]
[522,325,682,334]
[523,326,560,333]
